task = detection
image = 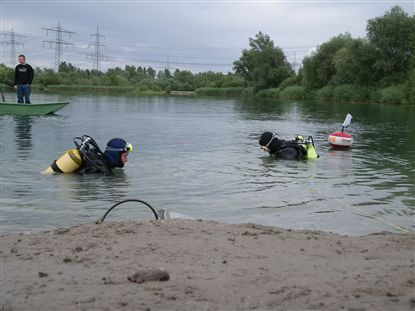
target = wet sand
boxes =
[1,219,414,310]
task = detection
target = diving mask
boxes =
[105,142,133,153]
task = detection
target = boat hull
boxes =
[0,102,69,115]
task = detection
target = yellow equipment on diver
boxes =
[296,134,319,159]
[306,142,318,159]
[43,148,83,174]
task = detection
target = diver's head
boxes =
[104,138,132,168]
[259,132,283,154]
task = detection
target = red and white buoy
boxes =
[328,131,353,149]
[328,114,353,149]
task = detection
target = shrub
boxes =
[402,69,415,105]
[368,88,382,102]
[46,85,134,93]
[349,85,372,101]
[133,85,149,95]
[256,88,281,98]
[241,87,255,96]
[150,84,162,92]
[315,85,335,99]
[195,87,251,97]
[279,85,307,99]
[315,84,381,102]
[279,75,300,90]
[332,84,356,100]
[220,75,246,88]
[380,86,404,104]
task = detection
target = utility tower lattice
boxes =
[87,25,108,72]
[42,21,75,71]
[1,27,26,67]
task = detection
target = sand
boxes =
[1,219,414,310]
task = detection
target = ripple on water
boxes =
[1,95,414,235]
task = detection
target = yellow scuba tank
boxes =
[43,148,83,174]
[305,136,318,159]
[306,143,318,159]
[295,134,319,159]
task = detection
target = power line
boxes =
[8,31,312,73]
[1,27,26,67]
[113,54,232,67]
[87,25,108,72]
[42,20,75,71]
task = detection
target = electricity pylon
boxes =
[1,27,25,67]
[87,25,108,72]
[42,20,75,71]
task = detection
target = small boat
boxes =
[0,102,69,116]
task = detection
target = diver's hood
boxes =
[259,132,283,154]
[104,138,127,168]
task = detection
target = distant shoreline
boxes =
[1,219,414,310]
[1,84,413,105]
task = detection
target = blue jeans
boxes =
[17,84,31,104]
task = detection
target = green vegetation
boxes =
[256,88,281,98]
[0,6,413,104]
[0,63,245,95]
[195,87,253,97]
[380,86,405,104]
[279,86,308,100]
[232,32,293,91]
[46,85,135,93]
[253,6,414,104]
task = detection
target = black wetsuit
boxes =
[270,139,307,160]
[260,132,307,160]
[271,140,307,160]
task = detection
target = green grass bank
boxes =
[197,84,414,105]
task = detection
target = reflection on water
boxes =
[0,94,414,235]
[14,116,33,158]
[56,170,130,203]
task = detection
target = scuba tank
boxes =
[295,135,319,159]
[43,135,103,174]
[43,148,83,174]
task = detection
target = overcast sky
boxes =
[1,0,414,73]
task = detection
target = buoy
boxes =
[328,113,353,149]
[328,131,353,149]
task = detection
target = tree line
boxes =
[0,6,413,104]
[230,5,414,104]
[0,61,244,94]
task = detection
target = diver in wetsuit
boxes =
[259,132,318,160]
[76,136,132,175]
[45,135,132,175]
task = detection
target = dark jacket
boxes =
[14,64,34,85]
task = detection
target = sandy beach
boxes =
[1,219,414,310]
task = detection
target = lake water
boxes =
[1,93,414,235]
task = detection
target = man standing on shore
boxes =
[13,54,34,104]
